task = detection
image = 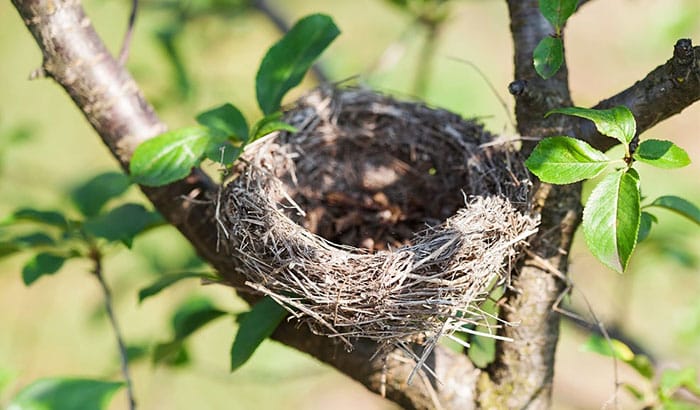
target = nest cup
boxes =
[221,87,538,354]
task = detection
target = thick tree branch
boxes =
[583,39,700,152]
[478,2,577,408]
[11,0,471,408]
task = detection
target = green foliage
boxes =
[533,36,564,80]
[634,139,691,169]
[3,208,68,229]
[21,252,72,285]
[230,296,288,371]
[534,0,577,79]
[526,106,697,272]
[153,297,227,366]
[250,113,299,142]
[7,378,124,410]
[256,14,340,115]
[130,13,338,187]
[138,272,216,303]
[196,103,249,142]
[582,169,641,272]
[525,136,612,183]
[129,127,211,186]
[538,0,578,34]
[547,106,636,149]
[647,195,700,226]
[70,172,131,218]
[83,204,164,248]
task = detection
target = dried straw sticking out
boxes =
[221,86,538,353]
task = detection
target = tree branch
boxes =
[478,2,577,408]
[11,0,471,408]
[582,39,700,152]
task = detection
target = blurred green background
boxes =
[1,0,699,408]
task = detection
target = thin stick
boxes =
[91,249,136,410]
[118,0,139,65]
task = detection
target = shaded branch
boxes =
[11,0,471,408]
[583,39,700,152]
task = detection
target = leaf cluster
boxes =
[525,106,698,272]
[533,0,578,79]
[582,335,700,408]
[130,14,340,187]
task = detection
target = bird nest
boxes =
[220,87,538,358]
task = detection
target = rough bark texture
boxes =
[10,0,700,408]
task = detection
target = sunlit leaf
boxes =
[70,172,132,217]
[83,204,164,247]
[634,139,691,169]
[649,195,700,226]
[22,252,70,285]
[7,378,123,410]
[582,169,641,272]
[580,334,635,361]
[231,296,288,371]
[659,367,700,399]
[547,106,636,146]
[138,272,216,303]
[256,14,340,115]
[196,103,249,142]
[533,36,564,79]
[525,136,611,183]
[129,126,211,186]
[628,354,654,379]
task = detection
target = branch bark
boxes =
[11,0,472,408]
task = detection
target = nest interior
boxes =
[221,87,538,354]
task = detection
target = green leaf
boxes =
[250,113,298,141]
[582,169,641,272]
[22,252,69,285]
[539,0,578,31]
[525,136,611,183]
[580,334,635,361]
[129,126,211,186]
[256,14,340,115]
[171,297,227,340]
[7,378,123,410]
[70,172,132,217]
[628,354,654,379]
[152,341,190,367]
[125,344,149,363]
[196,103,249,143]
[634,139,691,169]
[622,383,645,400]
[0,233,55,260]
[547,106,636,146]
[231,296,288,371]
[138,272,216,303]
[83,204,164,247]
[533,36,564,79]
[660,367,700,399]
[3,208,68,229]
[204,140,242,165]
[637,211,657,243]
[649,195,700,226]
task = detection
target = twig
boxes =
[118,0,139,65]
[90,248,136,410]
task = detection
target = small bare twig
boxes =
[90,248,136,410]
[118,0,139,65]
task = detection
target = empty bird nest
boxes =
[220,86,538,358]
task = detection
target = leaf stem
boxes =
[90,248,136,410]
